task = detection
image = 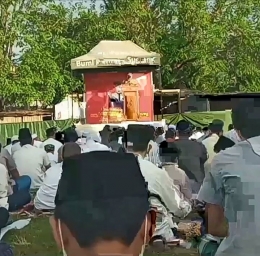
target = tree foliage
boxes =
[1,0,260,108]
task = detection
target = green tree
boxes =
[0,0,49,109]
[19,1,111,106]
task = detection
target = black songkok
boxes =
[18,128,32,141]
[126,124,154,145]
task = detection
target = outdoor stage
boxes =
[70,40,161,126]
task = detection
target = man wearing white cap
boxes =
[80,130,111,153]
[5,135,18,155]
[32,134,43,148]
[11,137,21,156]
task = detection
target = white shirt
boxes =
[47,153,57,166]
[0,163,10,209]
[202,133,219,173]
[11,142,21,156]
[5,144,12,155]
[224,129,241,144]
[80,139,111,153]
[13,144,51,189]
[40,138,63,162]
[34,163,62,210]
[145,140,161,166]
[189,131,204,140]
[34,140,43,148]
[40,138,63,153]
[137,155,191,241]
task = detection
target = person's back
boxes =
[40,128,63,159]
[200,139,260,256]
[32,134,43,148]
[13,128,50,189]
[85,139,111,152]
[108,130,123,152]
[50,151,157,256]
[159,142,192,202]
[174,120,207,193]
[198,99,260,256]
[173,139,207,183]
[163,164,192,202]
[41,138,62,151]
[4,144,12,155]
[35,143,81,210]
[34,162,62,210]
[14,146,50,189]
[202,120,224,173]
[11,142,21,156]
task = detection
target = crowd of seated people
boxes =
[46,97,260,256]
[1,103,255,256]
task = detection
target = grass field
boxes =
[3,217,198,256]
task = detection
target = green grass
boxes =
[3,217,197,256]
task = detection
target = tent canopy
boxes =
[71,40,160,70]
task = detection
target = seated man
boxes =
[126,125,191,243]
[0,143,31,192]
[4,138,12,155]
[159,143,192,203]
[57,128,79,162]
[32,133,43,148]
[0,162,31,212]
[11,138,21,156]
[44,144,57,166]
[34,143,81,211]
[13,128,51,190]
[80,131,111,153]
[145,126,161,166]
[108,130,124,152]
[50,151,156,256]
[40,127,63,161]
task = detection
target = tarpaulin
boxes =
[164,110,232,132]
[0,119,74,144]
